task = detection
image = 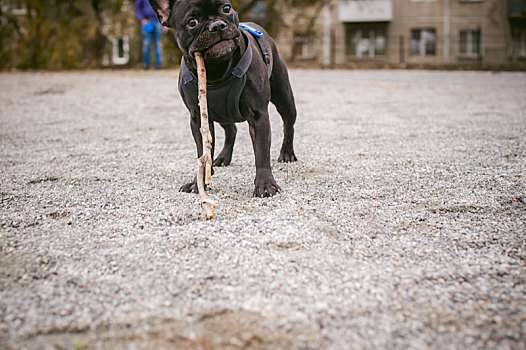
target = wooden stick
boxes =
[194,51,217,219]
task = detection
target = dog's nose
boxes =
[209,20,227,32]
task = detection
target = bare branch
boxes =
[194,52,217,219]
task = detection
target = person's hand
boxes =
[163,26,170,33]
[141,19,148,25]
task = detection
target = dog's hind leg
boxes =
[213,123,237,166]
[270,56,298,163]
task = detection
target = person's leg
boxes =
[142,24,152,69]
[153,22,163,68]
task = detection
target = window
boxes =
[458,29,481,58]
[512,28,526,58]
[346,27,386,58]
[293,33,315,59]
[410,28,436,56]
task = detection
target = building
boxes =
[276,0,526,68]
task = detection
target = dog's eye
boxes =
[187,18,198,28]
[222,4,231,14]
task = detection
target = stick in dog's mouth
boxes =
[194,51,217,219]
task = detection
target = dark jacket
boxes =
[135,0,158,22]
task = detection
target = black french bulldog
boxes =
[148,0,297,197]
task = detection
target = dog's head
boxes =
[148,0,241,62]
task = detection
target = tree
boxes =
[0,0,127,69]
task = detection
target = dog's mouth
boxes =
[202,39,236,61]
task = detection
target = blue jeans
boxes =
[142,21,163,68]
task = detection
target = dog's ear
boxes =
[147,0,174,26]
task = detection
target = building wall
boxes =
[390,0,446,65]
[276,0,521,67]
[448,0,510,64]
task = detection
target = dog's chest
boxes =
[178,34,254,124]
[179,69,247,124]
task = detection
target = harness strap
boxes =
[232,34,253,77]
[239,23,270,65]
[255,36,270,65]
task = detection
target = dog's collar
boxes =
[181,31,252,84]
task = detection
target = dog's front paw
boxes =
[253,172,281,198]
[278,148,297,163]
[179,177,199,193]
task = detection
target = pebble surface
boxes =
[0,69,525,349]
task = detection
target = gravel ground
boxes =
[0,69,525,349]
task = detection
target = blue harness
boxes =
[178,25,269,124]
